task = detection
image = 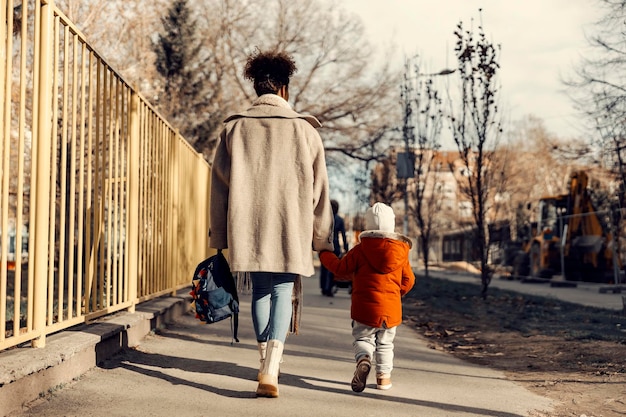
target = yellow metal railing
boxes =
[1,0,211,351]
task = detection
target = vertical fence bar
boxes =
[170,132,180,295]
[28,0,42,335]
[14,0,30,339]
[67,30,79,320]
[148,113,155,295]
[98,64,106,310]
[46,14,59,327]
[163,126,170,291]
[76,42,87,319]
[32,0,55,348]
[138,105,145,298]
[138,104,145,298]
[115,83,123,305]
[160,122,166,291]
[111,77,118,305]
[89,56,100,314]
[85,51,95,315]
[147,114,154,295]
[126,91,140,312]
[0,0,13,343]
[160,124,168,292]
[114,77,121,305]
[57,23,70,324]
[104,69,113,308]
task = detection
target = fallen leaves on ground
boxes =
[403,274,626,417]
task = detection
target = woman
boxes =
[209,49,334,398]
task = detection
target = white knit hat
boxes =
[364,202,395,232]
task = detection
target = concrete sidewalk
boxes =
[4,272,555,417]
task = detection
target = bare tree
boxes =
[509,117,581,195]
[56,0,401,173]
[499,116,601,239]
[152,0,229,156]
[56,0,168,89]
[567,0,626,208]
[207,0,400,164]
[370,155,403,206]
[401,56,446,277]
[447,13,502,297]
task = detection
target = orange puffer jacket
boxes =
[319,230,415,328]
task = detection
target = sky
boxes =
[341,0,602,140]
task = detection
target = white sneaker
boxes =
[376,373,392,390]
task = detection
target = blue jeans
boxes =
[251,272,297,343]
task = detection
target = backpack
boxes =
[189,249,239,343]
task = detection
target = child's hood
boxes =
[358,230,412,274]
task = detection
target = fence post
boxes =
[169,131,181,296]
[201,152,211,259]
[32,0,55,348]
[126,91,140,312]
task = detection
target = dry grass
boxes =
[403,275,626,417]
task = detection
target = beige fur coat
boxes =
[209,94,334,277]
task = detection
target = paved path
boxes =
[430,268,626,311]
[12,273,554,417]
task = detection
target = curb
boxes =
[0,290,192,417]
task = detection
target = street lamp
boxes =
[421,68,456,77]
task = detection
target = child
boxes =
[319,202,415,392]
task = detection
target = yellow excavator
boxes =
[512,171,621,283]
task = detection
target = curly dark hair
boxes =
[244,49,297,96]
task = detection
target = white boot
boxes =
[257,342,267,381]
[256,339,283,398]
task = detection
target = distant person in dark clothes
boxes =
[320,199,349,296]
